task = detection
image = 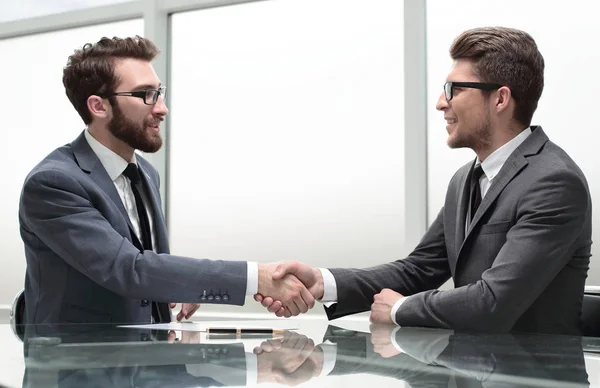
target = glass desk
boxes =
[1,316,599,387]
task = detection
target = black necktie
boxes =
[469,164,485,223]
[123,163,168,323]
[123,163,152,250]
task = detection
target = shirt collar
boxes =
[84,129,137,181]
[477,127,532,181]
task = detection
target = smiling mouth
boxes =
[146,120,162,128]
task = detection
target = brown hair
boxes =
[62,35,160,124]
[450,27,544,126]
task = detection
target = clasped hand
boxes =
[256,261,324,317]
[255,261,405,322]
[255,330,323,385]
[168,261,321,320]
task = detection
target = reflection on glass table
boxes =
[14,320,595,387]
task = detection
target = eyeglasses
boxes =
[100,86,167,105]
[443,82,502,101]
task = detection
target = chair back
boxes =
[9,289,25,341]
[582,287,600,337]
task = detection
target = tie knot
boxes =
[123,163,142,184]
[472,164,485,182]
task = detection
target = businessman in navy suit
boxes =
[19,36,315,325]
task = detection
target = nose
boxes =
[435,92,448,111]
[152,95,169,117]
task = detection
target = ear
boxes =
[87,95,110,120]
[495,86,512,114]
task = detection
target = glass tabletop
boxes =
[1,317,598,387]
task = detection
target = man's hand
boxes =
[255,330,323,385]
[169,303,201,321]
[255,261,324,317]
[257,262,316,316]
[369,323,400,358]
[370,288,404,324]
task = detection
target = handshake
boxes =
[255,261,404,323]
[255,261,323,318]
[174,260,401,323]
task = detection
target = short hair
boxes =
[450,27,544,126]
[62,36,160,124]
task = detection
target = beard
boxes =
[447,109,492,152]
[108,102,163,153]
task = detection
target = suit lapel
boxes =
[454,160,475,259]
[457,126,549,257]
[71,132,143,249]
[464,153,527,240]
[137,161,170,254]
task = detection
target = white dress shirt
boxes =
[318,127,533,324]
[85,130,158,250]
[84,130,258,295]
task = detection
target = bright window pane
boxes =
[0,19,143,306]
[0,0,131,23]
[169,0,405,277]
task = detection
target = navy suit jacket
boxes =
[19,131,248,324]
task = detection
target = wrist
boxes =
[311,346,325,376]
[257,263,271,295]
[313,268,325,300]
[256,355,272,384]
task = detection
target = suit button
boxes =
[214,296,221,302]
[141,300,149,307]
[200,296,207,302]
[222,295,229,302]
[207,295,214,301]
[140,333,151,342]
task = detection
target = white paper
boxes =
[118,319,299,332]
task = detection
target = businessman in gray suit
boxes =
[19,36,315,325]
[256,27,592,335]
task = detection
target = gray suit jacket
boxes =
[326,327,588,387]
[326,126,592,334]
[24,327,247,387]
[19,131,248,324]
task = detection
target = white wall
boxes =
[426,0,600,284]
[0,19,143,305]
[168,0,407,314]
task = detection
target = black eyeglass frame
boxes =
[99,86,167,105]
[443,82,503,101]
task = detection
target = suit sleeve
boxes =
[325,208,451,320]
[19,168,248,305]
[324,328,452,383]
[395,168,590,331]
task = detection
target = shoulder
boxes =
[23,145,82,188]
[516,144,591,216]
[527,140,589,187]
[19,146,92,223]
